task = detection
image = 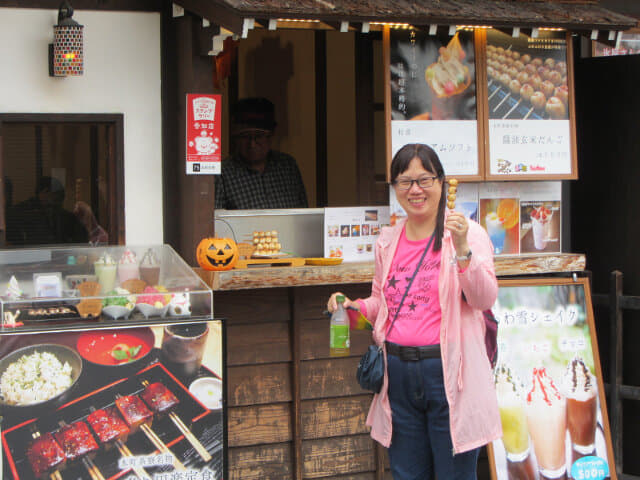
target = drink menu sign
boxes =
[0,321,225,480]
[389,29,480,177]
[186,94,222,175]
[324,207,390,262]
[485,30,576,178]
[489,278,615,480]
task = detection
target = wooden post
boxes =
[610,270,623,476]
[290,287,303,480]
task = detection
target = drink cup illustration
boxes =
[564,356,598,454]
[495,365,531,462]
[486,212,506,254]
[530,205,553,250]
[525,367,567,479]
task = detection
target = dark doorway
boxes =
[0,114,124,247]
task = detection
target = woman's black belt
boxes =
[385,341,441,361]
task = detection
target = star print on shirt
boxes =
[388,276,399,288]
[408,301,417,311]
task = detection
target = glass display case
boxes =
[0,245,224,480]
[0,244,213,334]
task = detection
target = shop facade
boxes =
[1,1,640,480]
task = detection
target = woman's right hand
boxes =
[327,292,358,313]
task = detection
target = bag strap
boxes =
[385,232,435,338]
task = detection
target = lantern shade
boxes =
[49,2,84,77]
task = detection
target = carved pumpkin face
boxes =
[197,237,238,271]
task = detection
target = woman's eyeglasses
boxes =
[393,175,439,190]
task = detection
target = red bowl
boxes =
[76,327,155,368]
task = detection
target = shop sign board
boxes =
[489,277,616,480]
[186,94,222,175]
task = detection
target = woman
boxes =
[327,143,501,479]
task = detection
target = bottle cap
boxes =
[336,294,345,303]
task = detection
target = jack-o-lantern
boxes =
[197,237,238,271]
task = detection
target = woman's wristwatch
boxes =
[455,249,472,262]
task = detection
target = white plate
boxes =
[135,303,169,319]
[102,305,134,320]
[189,377,222,410]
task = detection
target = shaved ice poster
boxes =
[488,278,616,480]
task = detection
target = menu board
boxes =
[0,321,224,480]
[479,181,561,255]
[485,30,576,178]
[388,29,480,177]
[324,207,390,262]
[489,278,615,480]
[389,180,562,256]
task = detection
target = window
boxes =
[0,114,124,247]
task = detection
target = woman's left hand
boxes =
[445,212,470,255]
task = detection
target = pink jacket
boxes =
[359,216,502,453]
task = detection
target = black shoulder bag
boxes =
[356,233,435,393]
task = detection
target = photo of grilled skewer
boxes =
[55,420,105,480]
[114,393,187,471]
[87,406,152,480]
[140,379,212,462]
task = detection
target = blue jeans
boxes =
[387,354,479,480]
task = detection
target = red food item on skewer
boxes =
[115,394,153,431]
[87,407,130,445]
[54,421,99,461]
[140,382,180,414]
[27,432,66,479]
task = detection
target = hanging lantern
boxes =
[49,1,84,77]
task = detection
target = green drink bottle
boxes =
[330,294,350,357]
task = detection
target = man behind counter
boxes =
[214,97,308,209]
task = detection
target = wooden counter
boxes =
[197,253,586,291]
[204,253,585,480]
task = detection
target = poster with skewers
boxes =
[389,29,480,177]
[0,321,224,480]
[489,278,616,480]
[486,30,575,178]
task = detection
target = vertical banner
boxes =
[389,29,480,177]
[485,30,576,178]
[186,94,222,175]
[489,278,616,480]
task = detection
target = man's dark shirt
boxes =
[6,198,88,246]
[215,150,308,209]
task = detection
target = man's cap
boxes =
[231,97,277,134]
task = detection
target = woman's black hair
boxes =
[390,143,446,251]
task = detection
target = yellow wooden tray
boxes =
[305,258,343,266]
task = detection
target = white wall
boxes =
[0,8,162,245]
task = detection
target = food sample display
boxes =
[0,245,213,333]
[117,249,140,283]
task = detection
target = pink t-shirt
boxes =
[383,228,442,346]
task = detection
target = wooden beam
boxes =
[173,0,244,34]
